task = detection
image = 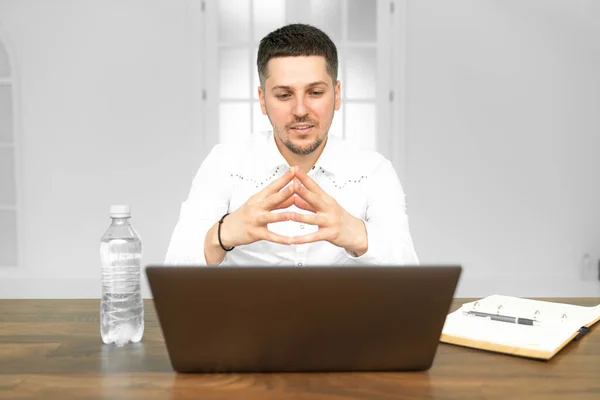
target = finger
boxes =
[290,231,328,245]
[262,211,292,224]
[293,166,325,195]
[294,180,322,210]
[262,166,296,197]
[260,229,293,245]
[272,195,296,211]
[264,183,294,210]
[293,196,317,213]
[289,212,322,226]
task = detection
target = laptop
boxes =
[146,265,461,373]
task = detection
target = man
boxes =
[165,24,418,266]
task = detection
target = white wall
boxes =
[404,0,600,297]
[0,0,598,298]
[0,0,205,298]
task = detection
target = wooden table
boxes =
[1,298,598,400]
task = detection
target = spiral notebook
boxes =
[440,295,600,360]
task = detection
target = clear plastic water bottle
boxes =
[100,204,144,346]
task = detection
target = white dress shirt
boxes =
[165,131,419,266]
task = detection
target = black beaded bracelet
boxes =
[217,213,235,252]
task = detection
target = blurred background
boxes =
[0,0,599,298]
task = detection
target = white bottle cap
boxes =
[110,204,131,218]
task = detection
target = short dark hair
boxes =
[257,24,338,87]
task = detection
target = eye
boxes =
[275,93,291,100]
[310,91,324,96]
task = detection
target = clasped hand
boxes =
[219,166,367,256]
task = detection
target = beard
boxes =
[272,116,331,155]
[282,132,325,155]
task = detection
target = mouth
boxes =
[289,125,315,133]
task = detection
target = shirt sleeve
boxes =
[344,158,419,265]
[164,144,232,266]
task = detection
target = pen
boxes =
[463,310,541,326]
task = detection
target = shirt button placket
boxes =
[296,243,306,267]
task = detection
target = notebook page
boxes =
[442,308,581,352]
[460,295,600,326]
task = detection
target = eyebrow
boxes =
[271,81,329,92]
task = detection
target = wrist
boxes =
[217,213,235,251]
[209,223,223,250]
[345,217,368,257]
[204,222,226,265]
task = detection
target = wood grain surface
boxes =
[0,298,598,400]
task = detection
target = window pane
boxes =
[0,85,13,143]
[347,0,377,41]
[219,102,251,144]
[0,148,15,205]
[337,51,345,84]
[0,43,10,77]
[284,0,311,25]
[346,48,376,99]
[0,210,17,266]
[253,48,260,100]
[254,0,285,42]
[309,0,342,43]
[285,0,342,43]
[252,101,273,135]
[329,107,343,138]
[220,48,251,99]
[218,0,250,44]
[345,103,376,151]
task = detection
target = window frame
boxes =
[0,26,22,268]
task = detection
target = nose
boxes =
[292,95,309,118]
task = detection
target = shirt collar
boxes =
[265,132,290,171]
[312,134,341,175]
[264,132,342,176]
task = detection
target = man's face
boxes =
[258,56,341,155]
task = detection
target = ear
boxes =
[258,85,267,115]
[334,80,341,111]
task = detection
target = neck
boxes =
[274,135,328,174]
